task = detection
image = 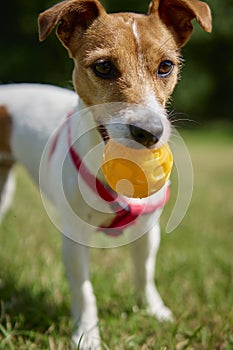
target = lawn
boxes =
[0,128,232,350]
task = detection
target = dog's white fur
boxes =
[0,0,212,348]
[0,83,171,349]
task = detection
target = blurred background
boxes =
[0,0,232,125]
[0,2,232,348]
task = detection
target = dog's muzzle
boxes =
[94,103,168,148]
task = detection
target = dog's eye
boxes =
[157,60,174,78]
[92,60,118,79]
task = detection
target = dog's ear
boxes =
[38,0,106,55]
[148,0,212,47]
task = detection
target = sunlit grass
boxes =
[0,129,232,349]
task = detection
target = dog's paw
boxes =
[72,326,102,350]
[148,304,174,322]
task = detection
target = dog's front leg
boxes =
[62,234,101,350]
[131,222,173,321]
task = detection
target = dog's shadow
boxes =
[0,273,70,334]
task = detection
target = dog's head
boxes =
[39,0,211,148]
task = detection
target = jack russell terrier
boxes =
[0,0,211,348]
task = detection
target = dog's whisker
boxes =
[167,109,198,126]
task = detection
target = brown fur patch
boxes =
[0,105,13,153]
[71,12,179,107]
[0,106,14,199]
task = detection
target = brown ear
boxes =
[148,0,212,47]
[38,0,106,54]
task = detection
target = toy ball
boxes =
[102,139,173,198]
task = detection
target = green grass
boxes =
[0,129,233,349]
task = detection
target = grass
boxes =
[0,128,233,349]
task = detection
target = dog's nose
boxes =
[129,124,162,147]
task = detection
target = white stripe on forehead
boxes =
[132,21,140,46]
[131,20,167,124]
[132,22,154,102]
[132,21,143,69]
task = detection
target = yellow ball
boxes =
[102,139,173,198]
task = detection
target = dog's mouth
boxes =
[97,124,110,143]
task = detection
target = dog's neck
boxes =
[69,97,105,180]
[77,98,87,113]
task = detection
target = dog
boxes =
[0,0,211,348]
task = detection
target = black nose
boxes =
[129,124,162,147]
